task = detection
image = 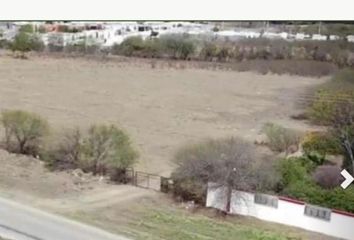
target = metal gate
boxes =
[134,171,161,191]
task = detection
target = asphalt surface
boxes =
[0,197,131,240]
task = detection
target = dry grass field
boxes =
[0,55,327,176]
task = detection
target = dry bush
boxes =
[41,128,82,170]
[312,165,342,189]
[262,122,302,155]
[172,137,256,209]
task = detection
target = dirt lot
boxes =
[0,55,327,176]
[0,55,336,239]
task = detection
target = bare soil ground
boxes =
[0,54,336,239]
[0,55,326,176]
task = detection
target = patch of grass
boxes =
[129,209,297,240]
[69,200,310,240]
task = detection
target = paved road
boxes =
[0,197,131,240]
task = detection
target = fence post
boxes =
[147,174,150,189]
[134,172,137,186]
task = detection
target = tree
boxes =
[19,24,34,33]
[0,110,49,155]
[330,98,354,174]
[10,32,32,57]
[81,124,138,175]
[172,137,256,212]
[10,32,44,58]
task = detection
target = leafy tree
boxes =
[0,110,49,155]
[19,24,34,33]
[10,32,44,57]
[10,32,32,54]
[81,124,138,175]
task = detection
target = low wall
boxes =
[206,184,354,240]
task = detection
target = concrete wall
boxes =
[206,185,354,240]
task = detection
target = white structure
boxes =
[215,30,261,39]
[329,35,340,41]
[295,33,311,40]
[312,34,328,41]
[207,184,354,240]
[347,35,354,43]
[262,32,288,40]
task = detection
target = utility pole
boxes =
[318,21,322,35]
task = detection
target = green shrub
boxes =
[276,157,311,188]
[0,110,49,155]
[302,131,342,157]
[307,90,354,125]
[10,32,32,53]
[327,68,354,90]
[262,122,301,154]
[142,39,162,58]
[171,177,207,204]
[112,36,145,56]
[81,124,138,175]
[160,35,195,60]
[306,69,354,125]
[276,157,354,213]
[19,24,34,33]
[283,181,354,213]
[10,32,45,55]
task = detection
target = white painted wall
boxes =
[206,185,354,240]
